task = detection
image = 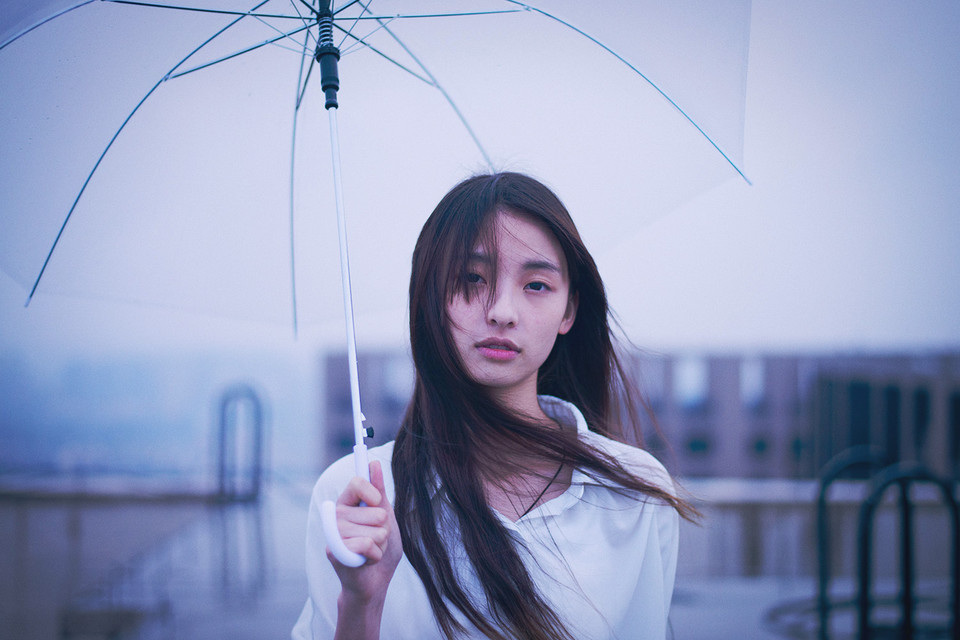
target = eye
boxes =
[466,272,485,285]
[525,281,549,292]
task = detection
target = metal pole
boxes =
[898,479,915,640]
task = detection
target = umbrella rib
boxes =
[331,6,429,71]
[295,56,317,109]
[106,1,321,56]
[354,2,494,169]
[104,0,306,21]
[332,25,432,86]
[101,0,318,73]
[333,0,527,51]
[27,0,276,306]
[336,10,525,20]
[0,0,96,51]
[247,8,317,55]
[330,0,523,19]
[335,17,400,58]
[506,0,751,184]
[332,1,368,51]
[288,31,316,336]
[331,0,363,16]
[167,23,313,79]
[288,0,320,49]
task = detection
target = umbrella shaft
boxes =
[327,107,366,454]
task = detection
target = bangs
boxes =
[429,185,504,306]
[447,212,502,305]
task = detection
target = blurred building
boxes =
[635,351,960,481]
[320,350,960,481]
[632,352,815,479]
[320,352,414,469]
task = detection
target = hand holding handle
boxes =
[321,499,366,567]
[321,443,370,567]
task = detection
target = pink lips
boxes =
[475,338,520,361]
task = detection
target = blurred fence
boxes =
[678,478,955,581]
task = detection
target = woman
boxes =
[293,172,693,640]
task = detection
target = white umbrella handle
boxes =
[321,443,369,568]
[316,9,370,568]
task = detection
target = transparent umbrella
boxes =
[0,0,751,328]
[0,0,752,562]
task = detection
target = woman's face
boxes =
[446,210,577,409]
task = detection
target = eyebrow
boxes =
[469,251,562,274]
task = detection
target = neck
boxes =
[482,452,571,522]
[475,388,572,521]
[488,381,547,423]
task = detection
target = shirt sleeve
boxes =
[625,447,682,630]
[632,447,681,620]
[629,448,680,619]
[659,498,680,620]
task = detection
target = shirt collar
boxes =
[503,395,589,523]
[536,394,589,434]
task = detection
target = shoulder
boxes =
[537,395,675,494]
[580,429,675,494]
[309,440,397,504]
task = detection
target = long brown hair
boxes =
[393,172,690,639]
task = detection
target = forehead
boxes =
[474,210,567,272]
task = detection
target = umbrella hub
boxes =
[315,9,340,110]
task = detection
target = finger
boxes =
[338,522,389,549]
[336,475,381,507]
[369,461,385,496]
[328,537,383,564]
[369,460,393,510]
[336,504,389,527]
[368,461,400,541]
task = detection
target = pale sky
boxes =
[610,0,960,352]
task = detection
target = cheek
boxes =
[547,300,575,334]
[446,300,478,340]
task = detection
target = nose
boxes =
[486,287,518,328]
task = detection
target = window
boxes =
[913,387,931,453]
[750,435,769,457]
[686,435,712,455]
[883,386,901,462]
[637,354,666,410]
[740,357,766,411]
[674,356,709,413]
[383,356,414,405]
[950,391,960,474]
[849,381,871,448]
[790,435,806,463]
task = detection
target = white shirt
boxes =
[292,396,679,640]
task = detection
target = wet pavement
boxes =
[1,480,947,639]
[0,480,311,640]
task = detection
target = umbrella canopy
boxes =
[0,0,751,337]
